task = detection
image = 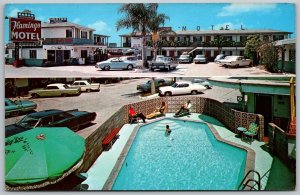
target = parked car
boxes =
[95,57,137,71]
[191,78,213,89]
[193,55,207,64]
[158,81,207,96]
[219,56,253,68]
[214,54,227,63]
[137,78,174,93]
[150,56,178,71]
[69,80,100,92]
[5,109,97,137]
[5,98,37,117]
[28,83,81,98]
[178,54,192,63]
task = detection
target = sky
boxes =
[4,3,295,46]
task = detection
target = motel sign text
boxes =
[10,18,41,42]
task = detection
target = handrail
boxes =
[242,179,261,190]
[238,170,261,190]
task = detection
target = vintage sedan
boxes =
[178,54,192,63]
[191,78,213,89]
[5,98,37,117]
[193,55,207,64]
[150,56,178,71]
[5,109,97,137]
[219,56,253,68]
[158,81,207,96]
[137,78,174,93]
[28,83,81,98]
[96,57,137,71]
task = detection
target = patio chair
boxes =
[146,104,168,119]
[243,123,259,142]
[128,113,140,124]
[174,104,192,118]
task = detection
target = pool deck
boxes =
[82,113,294,190]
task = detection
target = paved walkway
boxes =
[82,113,295,190]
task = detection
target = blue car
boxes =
[5,98,37,117]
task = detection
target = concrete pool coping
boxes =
[102,116,255,190]
[83,113,275,191]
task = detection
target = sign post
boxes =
[9,10,41,67]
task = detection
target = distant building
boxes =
[275,38,296,73]
[120,28,292,60]
[7,18,108,66]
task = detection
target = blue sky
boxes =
[5,3,295,46]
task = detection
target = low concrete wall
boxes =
[78,96,264,173]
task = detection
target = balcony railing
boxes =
[146,40,246,48]
[43,38,94,45]
[123,43,131,47]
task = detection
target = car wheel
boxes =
[86,89,91,93]
[127,64,133,70]
[73,125,80,132]
[191,90,197,95]
[104,66,110,71]
[205,85,210,89]
[11,111,19,117]
[31,93,39,98]
[249,62,253,67]
[235,64,239,68]
[166,65,170,71]
[165,92,172,96]
[61,93,68,97]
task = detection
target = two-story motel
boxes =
[7,18,109,66]
[119,28,292,60]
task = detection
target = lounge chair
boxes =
[146,104,167,119]
[128,113,140,124]
[174,104,192,118]
[243,123,259,142]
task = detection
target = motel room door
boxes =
[255,94,273,137]
[55,50,63,65]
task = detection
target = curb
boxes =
[139,93,159,100]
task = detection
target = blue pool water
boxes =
[112,119,247,190]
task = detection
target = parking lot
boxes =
[5,62,272,78]
[5,78,241,138]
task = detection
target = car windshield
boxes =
[180,55,189,58]
[225,56,237,60]
[16,116,40,129]
[156,56,164,61]
[171,83,178,87]
[196,55,205,58]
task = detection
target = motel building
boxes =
[119,27,291,60]
[7,18,109,66]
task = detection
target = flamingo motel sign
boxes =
[9,17,41,42]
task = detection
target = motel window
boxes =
[289,49,296,62]
[12,50,15,58]
[29,50,37,59]
[66,29,73,38]
[63,50,70,60]
[81,31,88,39]
[223,36,232,41]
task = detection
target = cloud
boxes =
[8,8,21,17]
[88,20,110,33]
[72,18,81,24]
[218,3,277,17]
[214,22,246,30]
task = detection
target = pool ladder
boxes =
[238,170,261,190]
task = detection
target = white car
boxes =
[158,81,207,96]
[28,83,81,98]
[191,78,212,89]
[219,56,253,68]
[178,54,192,63]
[96,57,137,71]
[193,55,207,64]
[69,80,100,92]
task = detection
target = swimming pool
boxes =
[110,118,248,190]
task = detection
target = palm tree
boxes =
[116,3,158,68]
[148,13,171,60]
[212,35,226,54]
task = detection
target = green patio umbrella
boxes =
[5,127,85,190]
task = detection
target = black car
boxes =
[5,109,96,138]
[137,78,173,93]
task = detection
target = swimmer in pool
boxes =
[165,125,171,136]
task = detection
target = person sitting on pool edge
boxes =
[165,125,171,136]
[175,100,192,116]
[146,101,167,119]
[129,106,146,123]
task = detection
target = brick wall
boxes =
[268,123,288,162]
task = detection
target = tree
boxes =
[212,35,226,54]
[259,42,279,73]
[116,3,159,68]
[244,35,262,65]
